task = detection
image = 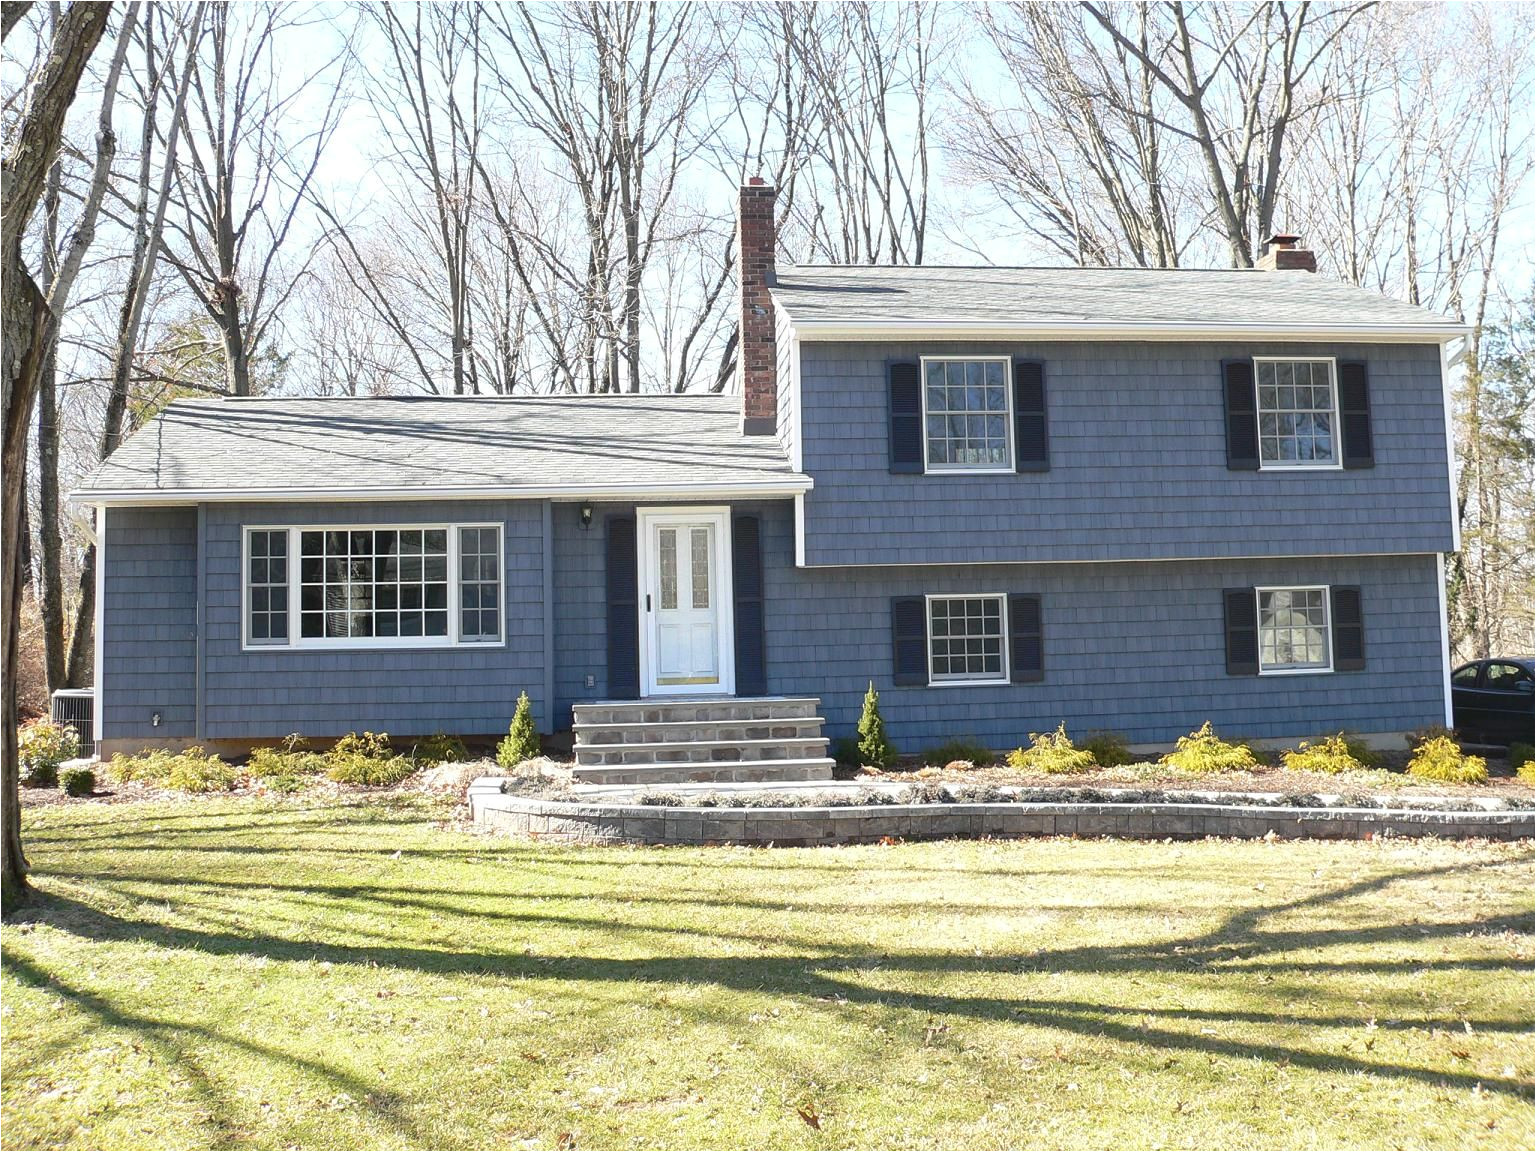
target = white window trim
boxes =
[925,592,1011,687]
[1255,584,1333,676]
[240,522,506,652]
[1253,355,1343,472]
[919,355,1016,475]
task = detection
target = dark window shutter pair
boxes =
[888,361,1048,473]
[1223,585,1366,675]
[889,595,1043,684]
[605,517,640,698]
[1223,359,1373,468]
[610,515,770,699]
[732,515,767,696]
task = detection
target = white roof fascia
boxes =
[70,477,813,507]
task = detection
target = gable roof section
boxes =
[771,265,1465,341]
[73,394,810,505]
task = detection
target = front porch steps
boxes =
[570,696,837,786]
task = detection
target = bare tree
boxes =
[786,1,938,265]
[32,1,137,696]
[950,2,1192,267]
[159,3,344,397]
[62,2,202,689]
[345,3,486,396]
[2,0,112,908]
[480,1,715,393]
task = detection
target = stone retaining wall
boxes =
[469,780,1534,845]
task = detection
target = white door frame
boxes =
[636,506,736,697]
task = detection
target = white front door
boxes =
[638,508,734,697]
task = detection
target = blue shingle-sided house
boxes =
[74,180,1465,776]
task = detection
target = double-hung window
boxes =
[243,523,503,649]
[1255,358,1339,469]
[922,357,1013,471]
[927,594,1008,684]
[1256,586,1331,673]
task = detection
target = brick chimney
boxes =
[738,178,777,435]
[1256,232,1317,273]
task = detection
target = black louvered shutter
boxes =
[1224,587,1259,675]
[1013,361,1049,472]
[891,596,927,685]
[732,515,767,696]
[1331,585,1366,671]
[1008,593,1044,682]
[1223,360,1260,470]
[1337,362,1374,469]
[605,516,640,699]
[889,362,923,473]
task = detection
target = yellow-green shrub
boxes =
[1282,733,1369,775]
[1006,724,1095,775]
[107,747,240,792]
[1080,730,1133,767]
[1160,722,1257,776]
[19,718,79,785]
[107,748,176,784]
[166,748,240,793]
[325,731,416,786]
[248,735,326,779]
[496,693,540,768]
[414,731,470,764]
[1517,759,1535,784]
[1406,735,1487,784]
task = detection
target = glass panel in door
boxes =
[653,521,719,687]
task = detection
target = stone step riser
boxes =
[575,739,830,767]
[577,721,826,747]
[572,699,819,726]
[570,760,837,787]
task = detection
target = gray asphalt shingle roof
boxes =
[75,393,807,501]
[770,265,1464,332]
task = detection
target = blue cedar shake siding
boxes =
[794,340,1453,567]
[99,501,549,747]
[101,497,1442,749]
[549,501,1444,745]
[199,501,546,740]
[101,506,199,742]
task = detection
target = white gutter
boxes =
[70,477,813,508]
[784,318,1469,343]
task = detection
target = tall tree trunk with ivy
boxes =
[2,0,114,910]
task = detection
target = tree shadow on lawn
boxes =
[1,944,425,1148]
[9,856,1532,1118]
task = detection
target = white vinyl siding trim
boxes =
[919,355,1014,473]
[240,522,505,651]
[1254,356,1342,471]
[925,593,1010,686]
[1256,585,1333,675]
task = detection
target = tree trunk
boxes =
[37,334,66,691]
[2,0,113,910]
[64,547,94,688]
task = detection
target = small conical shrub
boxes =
[856,680,897,768]
[497,691,540,768]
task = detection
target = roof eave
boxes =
[68,476,814,508]
[778,317,1470,343]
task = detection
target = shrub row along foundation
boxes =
[469,780,1533,845]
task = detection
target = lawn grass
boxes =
[2,795,1532,1151]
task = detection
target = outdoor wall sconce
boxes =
[579,502,593,530]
